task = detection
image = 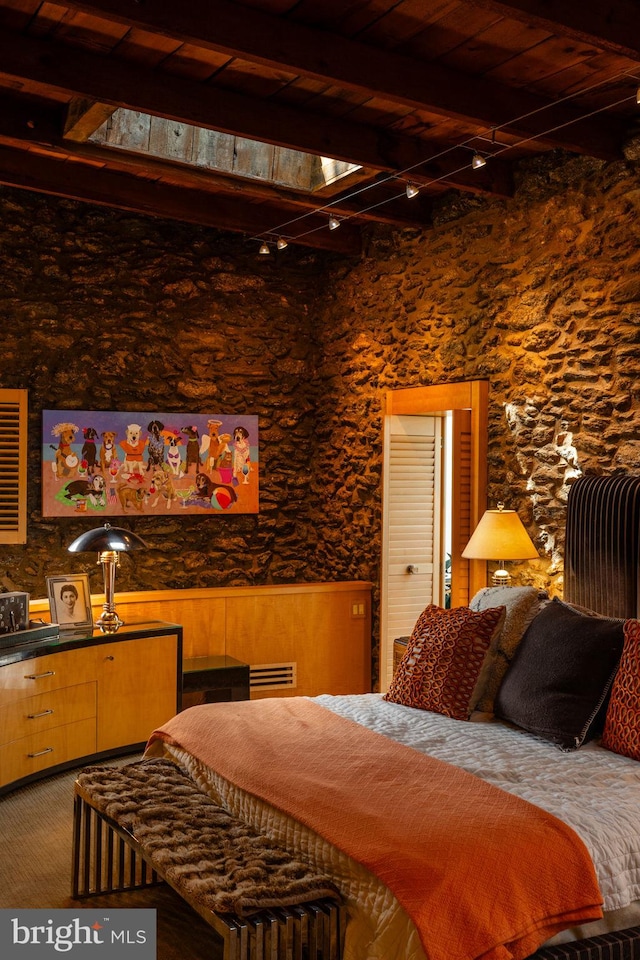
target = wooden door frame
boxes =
[384,379,489,599]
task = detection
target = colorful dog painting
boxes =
[42,410,258,518]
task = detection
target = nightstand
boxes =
[182,655,250,708]
[393,636,410,674]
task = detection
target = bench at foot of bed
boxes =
[528,927,640,960]
[71,758,345,960]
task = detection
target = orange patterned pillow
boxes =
[384,604,505,720]
[601,619,640,760]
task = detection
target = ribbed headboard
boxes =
[564,474,640,619]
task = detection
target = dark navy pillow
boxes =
[495,598,624,750]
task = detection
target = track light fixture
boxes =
[250,75,629,252]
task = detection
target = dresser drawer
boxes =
[0,647,95,704]
[0,682,96,747]
[0,718,97,786]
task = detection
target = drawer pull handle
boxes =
[27,709,54,719]
[24,670,55,680]
[104,655,114,661]
[27,747,54,758]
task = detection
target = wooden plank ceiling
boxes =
[0,0,638,254]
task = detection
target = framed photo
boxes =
[47,574,93,631]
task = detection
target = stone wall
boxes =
[1,147,639,680]
[0,189,331,597]
[316,151,640,609]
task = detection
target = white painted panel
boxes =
[380,415,443,690]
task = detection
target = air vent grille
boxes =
[250,662,297,691]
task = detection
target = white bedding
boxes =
[146,693,640,959]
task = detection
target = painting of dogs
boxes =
[43,410,258,517]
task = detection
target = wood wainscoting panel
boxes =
[226,584,372,698]
[30,582,373,699]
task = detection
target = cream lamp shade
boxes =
[461,502,537,586]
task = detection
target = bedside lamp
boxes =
[68,523,148,633]
[461,502,537,586]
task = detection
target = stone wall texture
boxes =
[315,152,640,609]
[1,148,639,681]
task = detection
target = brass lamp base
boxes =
[95,610,124,634]
[491,567,511,587]
[96,550,124,633]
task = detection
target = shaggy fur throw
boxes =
[75,759,340,916]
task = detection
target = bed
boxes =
[139,476,640,960]
[143,590,640,960]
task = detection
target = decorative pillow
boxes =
[469,586,549,715]
[383,604,505,720]
[494,598,624,750]
[601,619,640,760]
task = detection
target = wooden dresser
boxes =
[0,620,182,794]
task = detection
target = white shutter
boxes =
[0,390,28,544]
[380,415,442,689]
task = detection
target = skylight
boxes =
[89,109,361,192]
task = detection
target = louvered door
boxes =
[0,389,27,544]
[380,415,443,687]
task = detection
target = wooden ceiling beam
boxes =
[0,95,65,144]
[0,30,513,198]
[0,91,432,229]
[0,144,362,254]
[60,0,626,158]
[72,145,434,229]
[64,98,118,142]
[465,0,640,60]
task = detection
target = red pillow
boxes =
[601,618,640,760]
[384,604,505,720]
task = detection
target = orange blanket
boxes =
[148,698,603,960]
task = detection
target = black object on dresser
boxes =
[182,655,250,708]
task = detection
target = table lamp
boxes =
[68,523,148,632]
[461,502,537,586]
